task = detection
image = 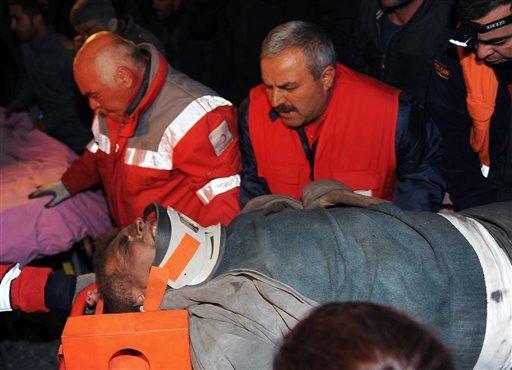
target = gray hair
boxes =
[94,40,146,86]
[260,21,337,80]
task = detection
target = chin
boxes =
[282,119,305,128]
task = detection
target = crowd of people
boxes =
[0,0,511,368]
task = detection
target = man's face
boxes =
[108,218,157,292]
[260,48,334,128]
[473,4,512,64]
[9,5,36,42]
[74,19,109,44]
[152,0,180,20]
[74,65,131,121]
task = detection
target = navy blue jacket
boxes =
[428,37,512,210]
[239,95,446,211]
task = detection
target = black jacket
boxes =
[428,36,512,210]
[342,0,453,104]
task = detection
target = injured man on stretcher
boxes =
[2,184,511,369]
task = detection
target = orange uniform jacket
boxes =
[248,64,400,200]
[62,45,241,227]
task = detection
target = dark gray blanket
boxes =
[214,203,487,369]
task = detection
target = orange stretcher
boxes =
[58,278,191,369]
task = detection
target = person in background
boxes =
[150,0,212,84]
[428,0,512,210]
[342,0,453,105]
[7,0,92,154]
[69,0,164,53]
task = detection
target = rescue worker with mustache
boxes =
[239,21,445,211]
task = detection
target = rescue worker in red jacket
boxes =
[29,32,241,227]
[240,21,445,211]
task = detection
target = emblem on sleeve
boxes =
[434,60,450,79]
[209,120,233,156]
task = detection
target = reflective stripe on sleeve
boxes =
[90,116,110,154]
[86,140,99,154]
[196,175,240,204]
[0,264,21,312]
[125,95,232,169]
[158,95,232,155]
[124,148,172,170]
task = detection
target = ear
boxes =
[133,288,145,306]
[114,66,134,88]
[320,65,336,91]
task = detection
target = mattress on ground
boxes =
[0,109,111,264]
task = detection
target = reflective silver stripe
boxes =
[159,95,232,158]
[97,134,110,154]
[90,115,110,154]
[124,147,172,170]
[0,264,21,312]
[86,140,99,154]
[196,175,240,204]
[91,116,100,139]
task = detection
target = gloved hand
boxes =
[28,180,71,208]
[241,194,303,215]
[301,179,388,209]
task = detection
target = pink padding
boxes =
[0,109,112,264]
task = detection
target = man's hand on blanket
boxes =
[301,180,390,209]
[28,180,71,208]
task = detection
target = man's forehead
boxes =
[261,49,310,83]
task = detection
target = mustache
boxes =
[274,104,297,114]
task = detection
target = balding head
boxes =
[74,32,147,122]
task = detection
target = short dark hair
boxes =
[8,0,50,23]
[457,0,511,22]
[274,302,455,370]
[69,0,116,28]
[93,228,136,313]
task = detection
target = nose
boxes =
[475,43,494,61]
[268,88,285,108]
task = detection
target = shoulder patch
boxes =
[434,60,450,80]
[209,120,233,156]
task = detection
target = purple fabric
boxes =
[0,109,112,264]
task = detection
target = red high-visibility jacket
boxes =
[62,45,241,227]
[248,64,400,200]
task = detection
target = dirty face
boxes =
[107,218,157,292]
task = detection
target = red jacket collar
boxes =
[116,48,169,138]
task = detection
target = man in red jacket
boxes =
[240,21,445,211]
[29,32,241,227]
